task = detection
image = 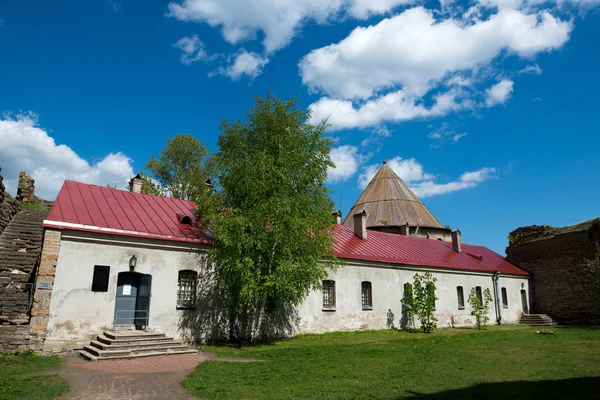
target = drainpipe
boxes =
[492,272,502,325]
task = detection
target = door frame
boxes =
[114,272,152,329]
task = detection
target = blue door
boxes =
[115,273,139,326]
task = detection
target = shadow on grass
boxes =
[403,377,600,400]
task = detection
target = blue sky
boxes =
[1,0,599,254]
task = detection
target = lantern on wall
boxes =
[129,255,137,272]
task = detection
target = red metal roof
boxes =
[44,181,527,275]
[43,181,212,244]
[331,225,528,276]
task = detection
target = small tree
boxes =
[208,93,341,342]
[401,282,415,329]
[406,272,438,333]
[145,133,213,200]
[468,287,493,330]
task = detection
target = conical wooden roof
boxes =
[343,161,443,229]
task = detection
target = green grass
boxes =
[0,351,69,400]
[184,326,600,399]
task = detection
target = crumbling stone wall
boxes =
[0,325,43,351]
[0,168,20,236]
[16,172,35,204]
[506,221,600,324]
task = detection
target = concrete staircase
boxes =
[519,314,557,326]
[79,331,197,361]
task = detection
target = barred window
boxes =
[361,281,372,309]
[177,270,197,308]
[457,286,465,310]
[322,280,336,310]
[501,287,508,308]
[476,286,483,308]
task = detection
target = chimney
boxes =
[332,210,342,225]
[399,223,410,236]
[129,174,142,194]
[451,229,462,253]
[353,209,367,240]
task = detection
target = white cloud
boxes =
[485,79,514,106]
[518,63,543,75]
[309,88,465,130]
[173,35,214,65]
[167,0,413,53]
[427,123,467,147]
[300,8,570,100]
[328,145,363,183]
[358,156,496,197]
[108,0,121,12]
[213,49,269,80]
[302,7,571,129]
[0,113,134,200]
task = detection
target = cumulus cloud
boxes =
[427,123,467,147]
[302,7,571,129]
[309,89,465,130]
[327,145,363,183]
[485,79,514,106]
[358,156,496,197]
[518,63,543,75]
[0,113,134,200]
[173,35,216,65]
[167,0,413,53]
[213,49,269,80]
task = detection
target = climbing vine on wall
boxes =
[468,287,493,330]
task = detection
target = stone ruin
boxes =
[16,171,35,204]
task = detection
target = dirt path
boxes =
[58,353,209,400]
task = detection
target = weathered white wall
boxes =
[44,231,210,351]
[295,261,529,334]
[44,231,529,349]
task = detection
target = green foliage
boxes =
[378,219,389,226]
[184,326,600,400]
[106,183,116,189]
[0,351,69,399]
[584,244,600,299]
[401,282,415,320]
[468,287,493,329]
[407,272,438,333]
[207,93,340,340]
[145,133,213,200]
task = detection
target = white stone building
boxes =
[31,165,530,351]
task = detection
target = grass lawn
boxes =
[184,325,600,400]
[0,351,69,400]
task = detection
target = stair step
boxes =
[97,335,175,345]
[81,348,198,361]
[84,344,195,357]
[89,339,186,351]
[103,331,166,340]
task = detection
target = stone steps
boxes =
[519,314,558,326]
[79,331,197,361]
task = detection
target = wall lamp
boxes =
[129,255,137,272]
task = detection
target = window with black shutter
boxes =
[91,265,110,292]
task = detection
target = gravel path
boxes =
[58,353,209,400]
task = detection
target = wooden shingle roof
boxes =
[343,161,443,229]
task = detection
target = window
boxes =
[476,286,483,308]
[457,286,465,310]
[501,287,508,308]
[361,281,372,310]
[177,270,198,308]
[322,280,336,310]
[91,265,110,292]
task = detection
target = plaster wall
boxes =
[295,261,529,333]
[44,231,529,349]
[44,231,209,350]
